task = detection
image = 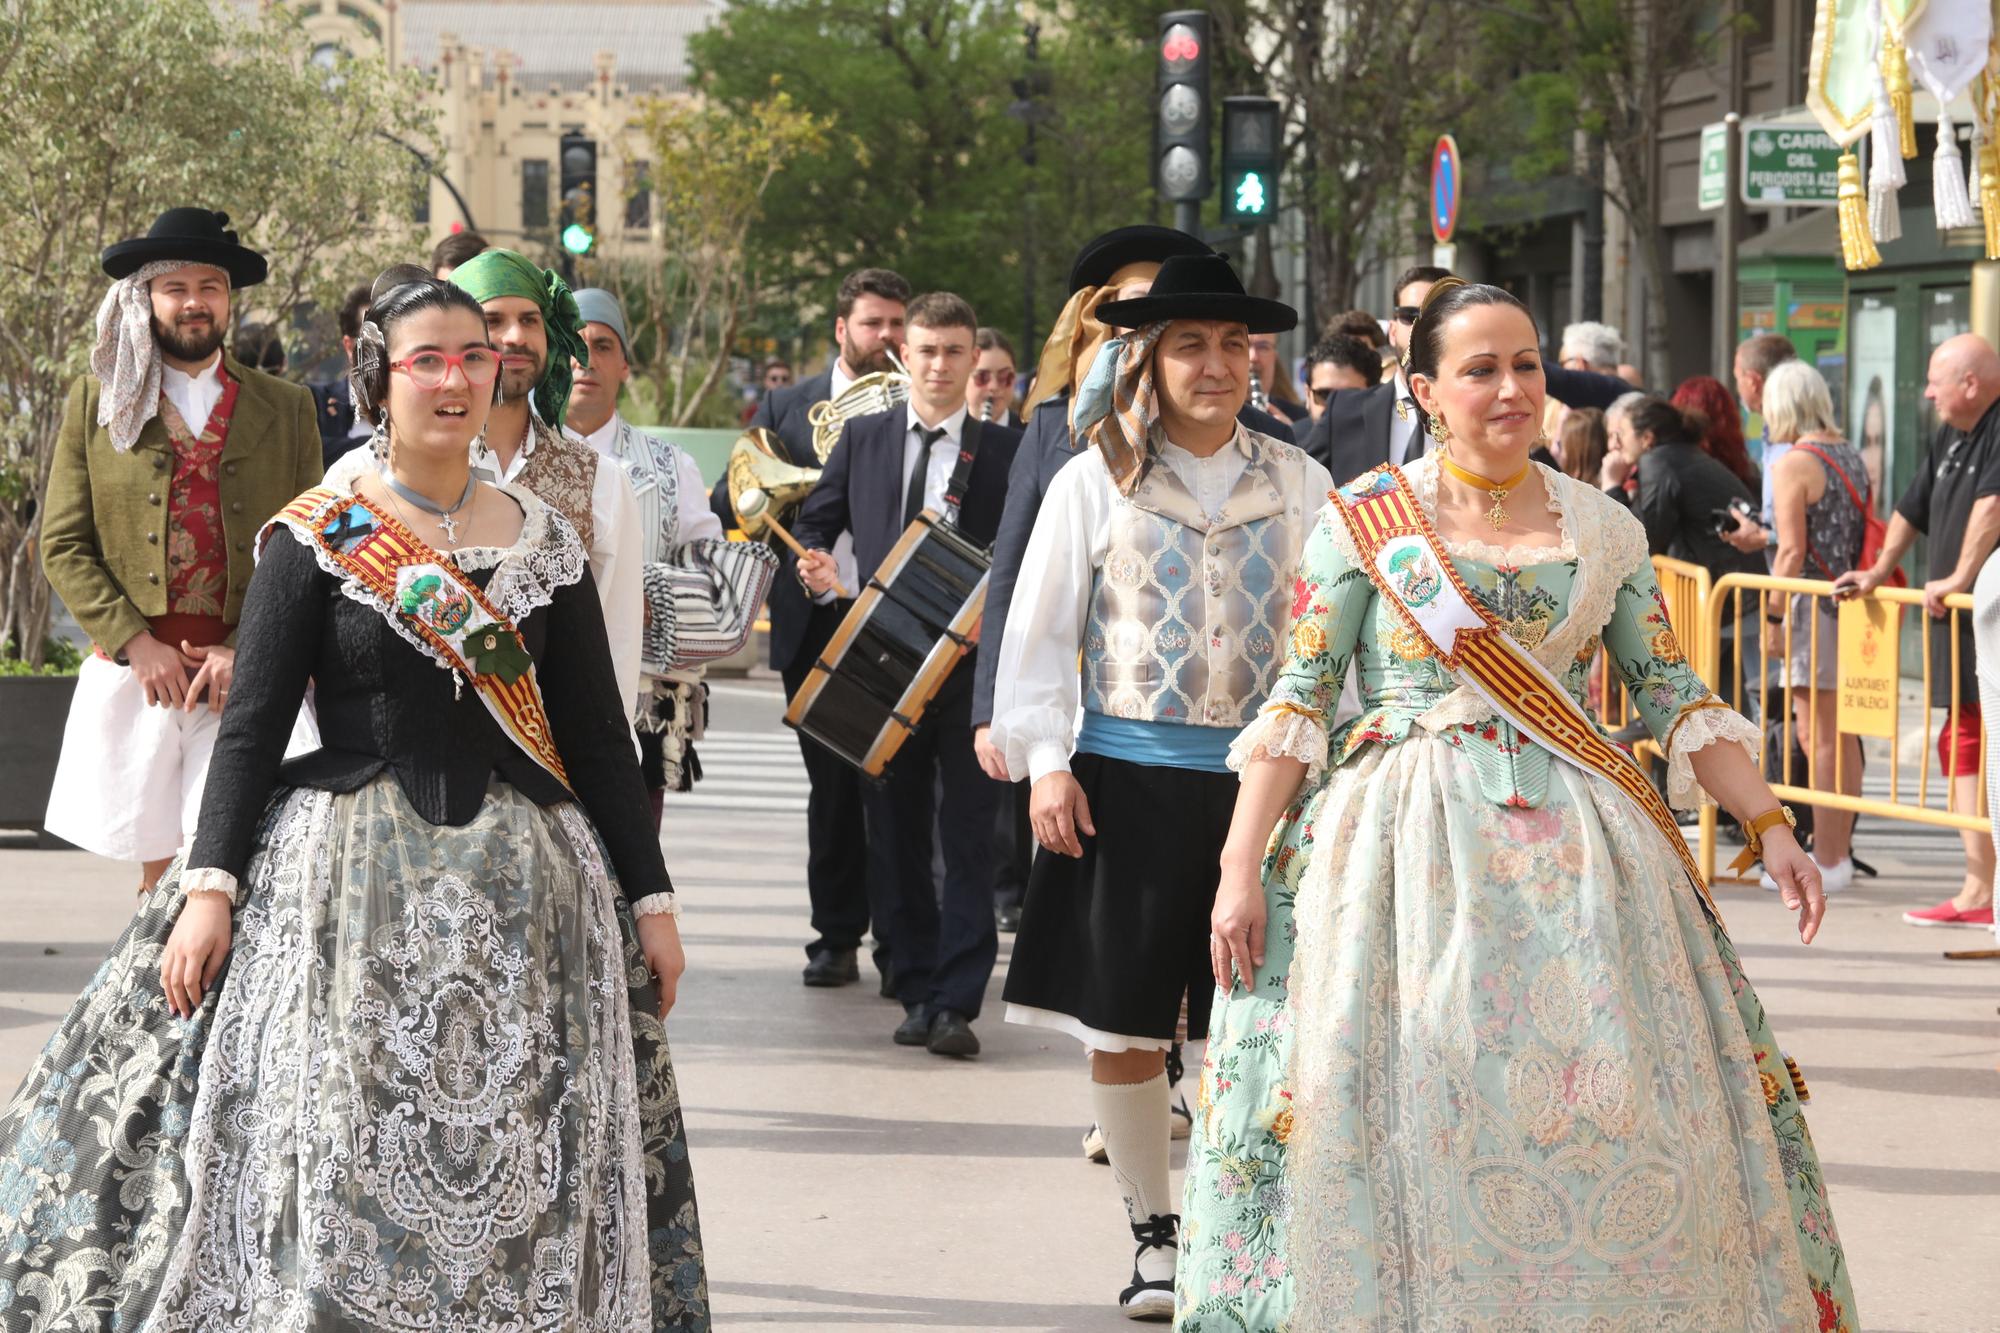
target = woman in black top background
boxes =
[0,277,709,1330]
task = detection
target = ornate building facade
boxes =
[288,0,716,263]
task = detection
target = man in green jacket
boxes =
[41,207,322,891]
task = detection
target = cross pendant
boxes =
[438,513,459,544]
[1486,490,1509,529]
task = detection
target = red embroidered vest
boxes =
[153,371,240,648]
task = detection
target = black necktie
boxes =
[904,425,946,524]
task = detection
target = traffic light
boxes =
[1220,96,1280,224]
[1155,10,1210,204]
[558,132,597,257]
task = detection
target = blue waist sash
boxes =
[1075,711,1236,775]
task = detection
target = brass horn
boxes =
[727,427,820,540]
[806,349,912,463]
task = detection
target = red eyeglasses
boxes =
[972,368,1016,388]
[390,349,501,389]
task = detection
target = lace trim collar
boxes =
[1412,457,1576,566]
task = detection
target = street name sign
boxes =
[1741,123,1840,206]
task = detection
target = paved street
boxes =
[2,674,1997,1330]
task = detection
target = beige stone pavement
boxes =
[1,677,1997,1330]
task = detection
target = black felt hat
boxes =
[1095,253,1296,334]
[1066,225,1213,295]
[101,208,268,287]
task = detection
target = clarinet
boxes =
[978,396,995,424]
[1248,369,1268,413]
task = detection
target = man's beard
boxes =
[152,314,225,364]
[498,355,544,405]
[842,336,897,377]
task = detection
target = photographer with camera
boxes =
[1617,395,1766,712]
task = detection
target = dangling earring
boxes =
[1429,414,1451,444]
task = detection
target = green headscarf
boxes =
[449,248,588,428]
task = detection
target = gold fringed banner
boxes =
[1839,151,1885,267]
[1883,30,1919,157]
[1982,139,2000,257]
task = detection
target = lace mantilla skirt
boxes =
[1175,740,1855,1333]
[0,776,708,1332]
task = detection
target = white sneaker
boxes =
[1761,858,1852,894]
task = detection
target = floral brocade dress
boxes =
[1175,460,1854,1332]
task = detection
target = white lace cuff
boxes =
[180,867,241,905]
[1664,702,1762,811]
[632,892,681,920]
[992,704,1076,785]
[1227,703,1330,782]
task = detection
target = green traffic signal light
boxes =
[562,222,595,256]
[1233,171,1268,216]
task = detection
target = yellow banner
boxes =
[1837,598,1902,738]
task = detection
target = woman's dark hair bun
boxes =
[1405,279,1539,381]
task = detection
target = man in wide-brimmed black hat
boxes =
[985,252,1333,1320]
[41,206,321,892]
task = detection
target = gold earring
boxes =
[1429,414,1451,444]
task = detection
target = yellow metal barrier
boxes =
[1594,556,1715,740]
[1699,572,1984,883]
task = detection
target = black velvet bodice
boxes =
[188,527,670,904]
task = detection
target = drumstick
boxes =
[738,487,851,598]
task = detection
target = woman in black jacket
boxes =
[1624,395,1766,714]
[0,277,708,1329]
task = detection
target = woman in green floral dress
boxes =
[1176,281,1855,1332]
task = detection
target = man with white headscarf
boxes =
[41,207,321,892]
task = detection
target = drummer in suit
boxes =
[1296,264,1632,479]
[794,292,1024,1057]
[708,268,912,992]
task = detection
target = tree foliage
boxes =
[685,0,1161,354]
[0,0,437,663]
[1493,0,1734,385]
[626,83,833,427]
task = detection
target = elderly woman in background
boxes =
[1673,373,1762,491]
[1763,359,1869,895]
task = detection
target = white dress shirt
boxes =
[475,418,646,715]
[1389,368,1421,469]
[903,403,968,515]
[162,356,226,438]
[1156,438,1248,525]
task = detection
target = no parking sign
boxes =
[1430,135,1460,245]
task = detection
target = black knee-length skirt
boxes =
[1001,752,1238,1050]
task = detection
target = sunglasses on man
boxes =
[1391,305,1422,324]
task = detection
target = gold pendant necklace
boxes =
[1438,455,1532,530]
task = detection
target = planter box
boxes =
[0,675,76,841]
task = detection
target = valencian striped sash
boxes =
[1332,465,1725,930]
[264,487,572,792]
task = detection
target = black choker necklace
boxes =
[381,469,476,544]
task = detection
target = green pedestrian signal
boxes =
[1220,96,1281,225]
[1232,171,1268,217]
[561,221,595,256]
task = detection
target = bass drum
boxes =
[784,511,988,777]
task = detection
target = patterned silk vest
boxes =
[1082,432,1322,728]
[153,373,241,647]
[514,418,599,550]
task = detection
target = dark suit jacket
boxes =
[793,407,1020,574]
[1296,365,1635,488]
[969,393,1293,725]
[706,367,835,672]
[793,406,1021,697]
